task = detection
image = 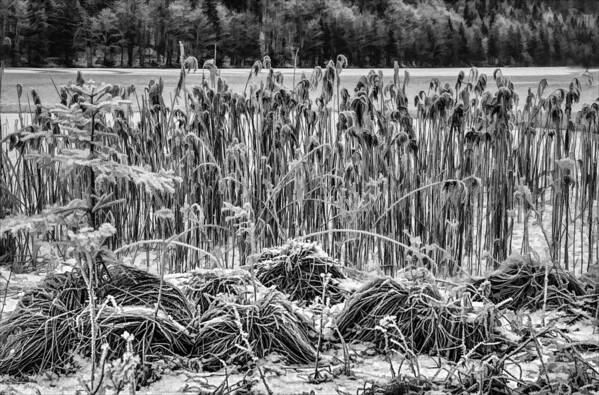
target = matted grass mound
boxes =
[193,290,317,371]
[78,306,193,360]
[337,278,495,362]
[0,263,193,376]
[0,271,85,375]
[471,255,587,311]
[254,241,346,304]
[103,264,193,324]
[183,270,261,314]
[337,278,441,342]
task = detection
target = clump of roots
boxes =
[254,240,346,304]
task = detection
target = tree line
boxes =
[0,0,598,68]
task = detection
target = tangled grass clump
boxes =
[0,271,87,375]
[471,255,587,311]
[254,240,346,304]
[183,269,260,314]
[0,263,192,376]
[0,304,77,375]
[78,306,194,360]
[337,277,440,342]
[103,264,193,324]
[194,290,317,371]
[338,277,496,362]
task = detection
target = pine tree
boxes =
[91,7,120,66]
[536,27,550,65]
[115,0,145,67]
[24,0,50,65]
[487,21,500,65]
[203,0,220,41]
[150,0,170,65]
[526,29,540,64]
[458,22,469,64]
[48,0,83,65]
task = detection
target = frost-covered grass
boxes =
[1,261,597,394]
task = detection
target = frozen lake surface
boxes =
[1,66,598,114]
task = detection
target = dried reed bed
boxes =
[0,60,598,278]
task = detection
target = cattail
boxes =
[475,74,487,96]
[243,59,263,95]
[76,71,85,87]
[309,66,322,91]
[263,55,272,70]
[184,56,199,74]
